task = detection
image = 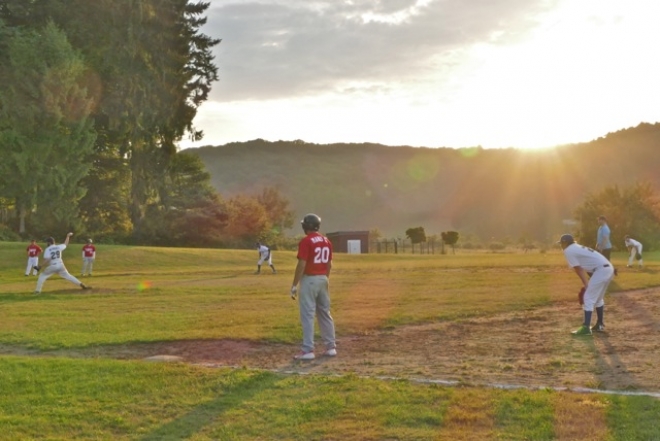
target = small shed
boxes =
[327,231,369,254]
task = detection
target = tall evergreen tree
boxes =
[0,20,96,234]
[1,1,221,238]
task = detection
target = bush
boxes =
[0,224,21,242]
[489,242,506,251]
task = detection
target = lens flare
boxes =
[137,281,152,292]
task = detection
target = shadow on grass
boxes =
[139,370,282,441]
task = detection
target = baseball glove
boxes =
[635,252,642,260]
[34,266,41,272]
[578,287,586,305]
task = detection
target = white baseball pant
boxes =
[583,265,614,311]
[35,262,83,293]
[25,257,39,275]
[628,246,643,267]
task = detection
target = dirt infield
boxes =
[4,287,660,393]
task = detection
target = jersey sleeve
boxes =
[297,239,309,260]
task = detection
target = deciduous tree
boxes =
[573,182,660,249]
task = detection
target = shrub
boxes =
[489,242,506,251]
[0,225,21,242]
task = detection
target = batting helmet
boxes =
[301,213,321,232]
[557,234,575,245]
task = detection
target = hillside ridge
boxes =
[189,123,660,239]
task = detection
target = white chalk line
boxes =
[191,362,660,399]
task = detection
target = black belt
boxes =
[603,264,610,267]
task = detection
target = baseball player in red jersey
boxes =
[290,213,337,360]
[25,239,43,276]
[34,233,91,294]
[81,239,96,276]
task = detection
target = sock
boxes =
[256,265,261,273]
[584,310,593,327]
[596,306,604,325]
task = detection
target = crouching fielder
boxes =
[35,233,91,294]
[558,234,614,336]
[255,242,276,274]
[624,235,643,268]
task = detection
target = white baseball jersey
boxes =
[563,243,610,272]
[624,238,642,251]
[43,244,67,265]
[258,245,270,259]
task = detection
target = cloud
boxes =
[205,0,559,102]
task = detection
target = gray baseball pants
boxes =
[299,275,336,353]
[82,257,95,275]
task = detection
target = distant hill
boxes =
[188,123,660,240]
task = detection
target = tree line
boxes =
[0,1,293,247]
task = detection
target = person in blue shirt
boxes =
[596,215,617,276]
[596,215,612,260]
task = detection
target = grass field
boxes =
[0,241,659,440]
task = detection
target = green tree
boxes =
[1,1,221,238]
[135,152,228,246]
[77,147,132,240]
[441,231,459,254]
[0,21,95,234]
[405,226,426,244]
[573,182,660,249]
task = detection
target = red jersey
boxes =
[82,244,96,257]
[297,232,333,275]
[27,244,42,257]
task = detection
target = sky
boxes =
[178,0,660,150]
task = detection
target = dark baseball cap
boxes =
[45,237,55,244]
[557,234,574,244]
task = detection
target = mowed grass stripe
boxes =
[436,388,496,440]
[552,393,609,441]
[1,355,660,439]
[606,395,660,440]
[493,389,555,440]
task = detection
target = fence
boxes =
[369,239,442,254]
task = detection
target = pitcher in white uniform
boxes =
[35,233,92,294]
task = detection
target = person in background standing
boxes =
[596,215,617,276]
[596,215,612,260]
[25,239,42,276]
[82,238,96,276]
